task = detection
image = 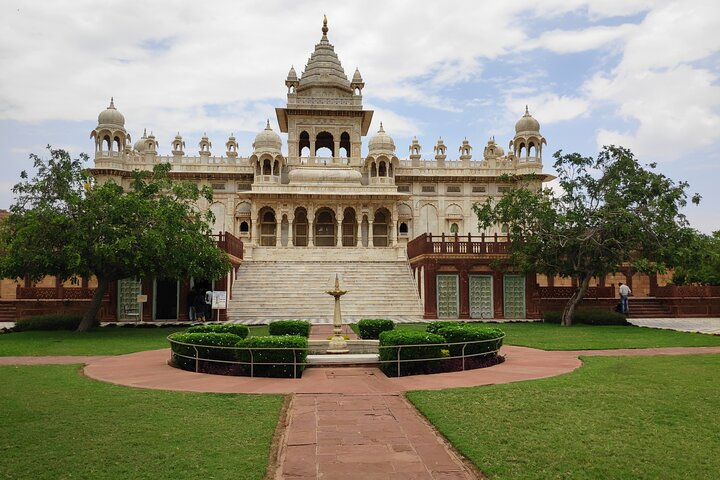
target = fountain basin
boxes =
[308,339,379,355]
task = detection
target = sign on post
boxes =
[211,291,227,310]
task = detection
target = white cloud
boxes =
[505,93,591,125]
[533,24,636,54]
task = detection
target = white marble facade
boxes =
[91,18,552,254]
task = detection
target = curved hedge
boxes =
[379,330,446,377]
[237,335,308,378]
[169,332,243,371]
[187,323,249,338]
[357,319,395,339]
[435,325,504,357]
[268,320,311,337]
[425,320,465,335]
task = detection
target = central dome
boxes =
[515,106,540,133]
[253,121,282,154]
[368,123,395,155]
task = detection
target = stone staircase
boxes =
[627,298,671,318]
[227,259,424,324]
[0,302,16,322]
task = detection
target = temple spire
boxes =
[322,15,328,36]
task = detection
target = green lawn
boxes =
[0,327,186,356]
[381,321,720,350]
[408,354,720,480]
[0,364,284,480]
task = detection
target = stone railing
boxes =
[407,232,509,259]
[16,287,100,300]
[655,285,720,298]
[215,231,243,260]
[536,286,615,299]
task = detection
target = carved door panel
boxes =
[437,274,459,318]
[117,278,142,321]
[469,275,493,319]
[503,275,526,318]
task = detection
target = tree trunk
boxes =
[561,275,591,326]
[76,276,110,332]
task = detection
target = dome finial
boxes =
[379,121,384,132]
[266,119,271,129]
[322,15,328,36]
[143,128,147,137]
[109,97,115,109]
[525,105,529,115]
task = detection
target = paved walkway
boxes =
[5,345,720,479]
[628,317,720,335]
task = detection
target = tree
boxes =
[672,230,720,286]
[0,147,231,331]
[473,146,700,326]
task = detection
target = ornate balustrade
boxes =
[215,231,243,260]
[407,232,509,259]
[16,287,99,300]
[655,285,720,298]
[536,286,615,299]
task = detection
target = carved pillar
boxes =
[275,215,281,247]
[391,205,398,247]
[368,220,374,247]
[494,270,504,319]
[423,261,438,319]
[459,264,470,319]
[356,218,362,247]
[336,214,343,247]
[288,214,295,247]
[308,220,314,247]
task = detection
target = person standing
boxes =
[619,282,631,314]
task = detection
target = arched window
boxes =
[378,161,387,177]
[239,221,249,233]
[399,222,409,234]
[299,131,310,157]
[373,210,389,247]
[262,159,271,175]
[293,209,308,246]
[315,131,334,157]
[339,131,350,158]
[315,209,336,247]
[342,208,356,247]
[103,135,111,151]
[273,159,280,176]
[450,223,459,234]
[371,162,377,177]
[260,210,277,246]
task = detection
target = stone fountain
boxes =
[326,274,349,354]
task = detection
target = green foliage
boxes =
[426,320,466,335]
[237,335,308,378]
[357,318,395,339]
[672,230,720,286]
[378,330,445,376]
[0,147,230,331]
[13,314,96,332]
[435,325,505,356]
[268,320,311,337]
[186,323,249,338]
[474,146,700,325]
[169,332,241,370]
[543,309,628,325]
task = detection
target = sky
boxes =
[0,0,718,233]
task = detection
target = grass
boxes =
[0,327,186,356]
[0,364,284,480]
[368,322,720,350]
[408,354,720,480]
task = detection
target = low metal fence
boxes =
[167,334,505,379]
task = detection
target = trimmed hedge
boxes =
[187,323,249,339]
[543,308,628,326]
[379,330,445,377]
[268,320,311,337]
[169,332,243,371]
[436,325,505,357]
[357,319,395,339]
[237,335,308,378]
[425,321,466,335]
[13,314,97,331]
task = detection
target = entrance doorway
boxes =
[469,275,493,319]
[315,209,336,246]
[154,279,179,320]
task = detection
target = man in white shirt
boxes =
[619,282,631,314]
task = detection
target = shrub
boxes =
[268,320,311,337]
[425,320,465,335]
[187,323,249,339]
[357,319,395,339]
[436,325,505,357]
[543,308,628,326]
[378,330,445,377]
[237,335,308,378]
[169,332,242,371]
[13,314,96,331]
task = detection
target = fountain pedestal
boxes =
[326,274,349,354]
